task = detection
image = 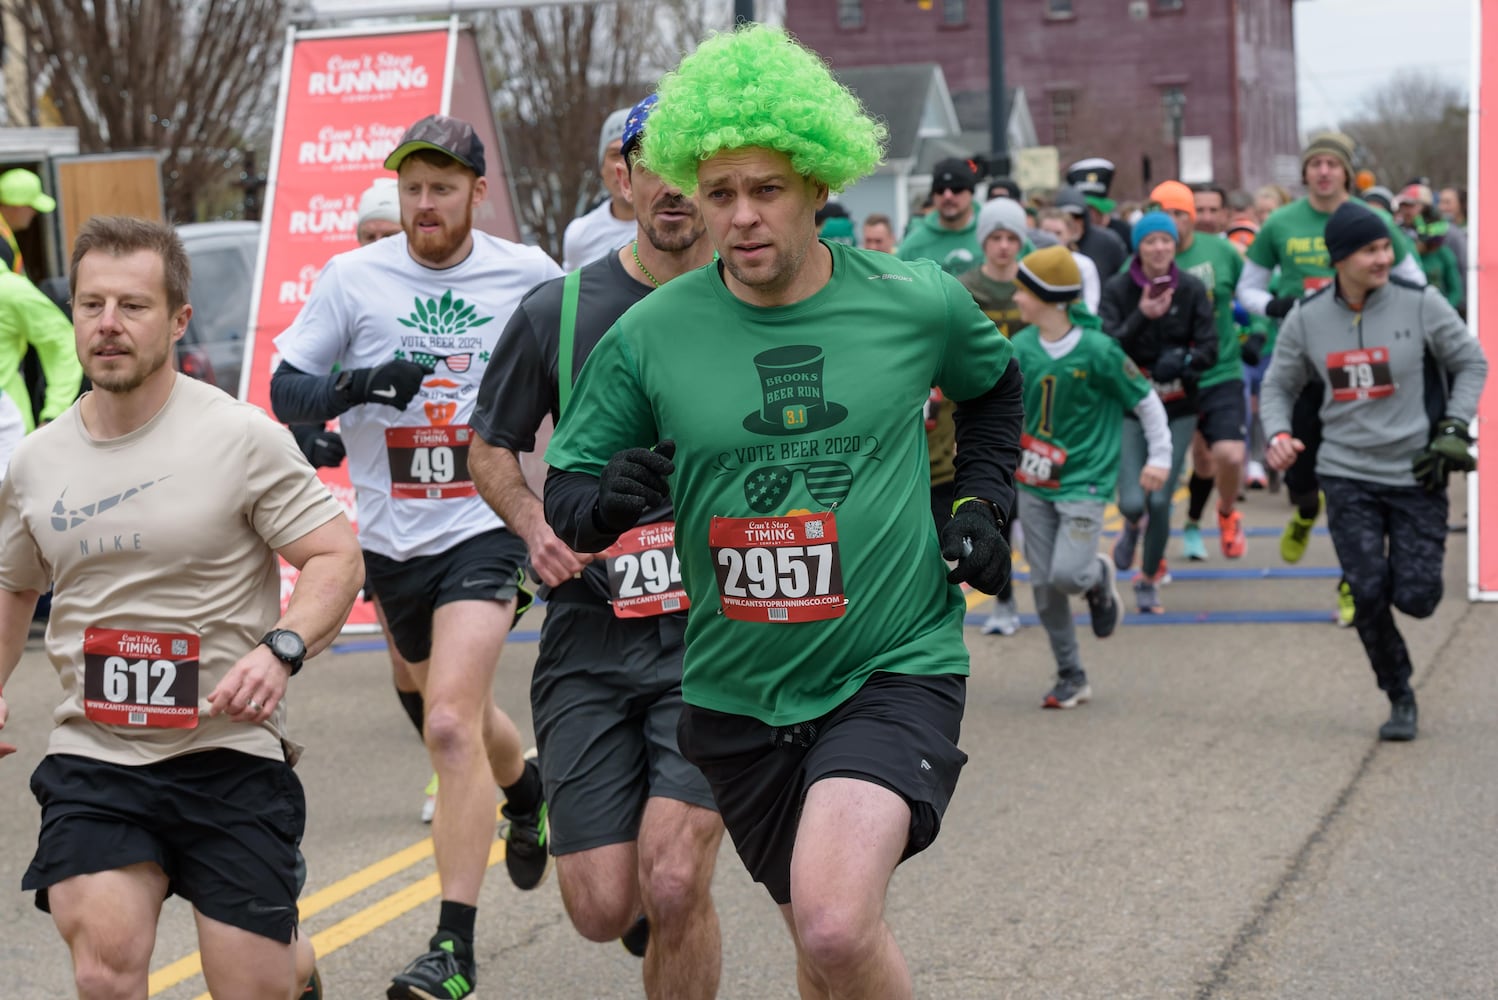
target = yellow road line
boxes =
[151,808,502,997]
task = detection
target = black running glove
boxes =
[1149,347,1190,384]
[594,440,676,534]
[1239,331,1267,367]
[291,425,346,468]
[941,499,1011,595]
[1264,295,1298,320]
[1412,418,1476,490]
[343,360,433,410]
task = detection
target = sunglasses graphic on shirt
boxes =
[743,462,853,513]
[406,351,473,373]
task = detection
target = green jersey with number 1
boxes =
[1010,325,1151,503]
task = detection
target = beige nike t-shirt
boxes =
[0,374,345,765]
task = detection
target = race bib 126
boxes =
[1016,433,1068,490]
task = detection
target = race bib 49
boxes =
[386,424,476,499]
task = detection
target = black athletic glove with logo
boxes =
[941,499,1011,595]
[1149,347,1190,384]
[290,424,346,468]
[341,360,432,410]
[595,440,675,534]
[1239,331,1267,367]
[1264,295,1298,320]
[1412,418,1476,490]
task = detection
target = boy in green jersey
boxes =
[1009,246,1171,709]
[542,26,1024,999]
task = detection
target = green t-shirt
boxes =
[546,241,1015,725]
[1248,198,1415,298]
[1175,232,1245,388]
[956,267,1024,336]
[1010,325,1150,503]
[1421,245,1463,308]
[896,212,981,276]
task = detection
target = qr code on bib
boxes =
[805,521,824,540]
[172,639,189,656]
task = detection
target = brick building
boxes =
[787,0,1303,199]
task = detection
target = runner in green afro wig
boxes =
[640,24,887,195]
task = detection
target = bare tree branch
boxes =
[1342,71,1468,191]
[17,0,286,221]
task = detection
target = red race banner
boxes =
[1475,1,1496,598]
[244,26,452,625]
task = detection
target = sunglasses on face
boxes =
[934,185,972,196]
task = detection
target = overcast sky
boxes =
[1295,0,1474,131]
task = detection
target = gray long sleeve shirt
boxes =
[1260,277,1487,487]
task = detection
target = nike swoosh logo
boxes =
[461,578,499,589]
[371,386,399,399]
[51,478,171,532]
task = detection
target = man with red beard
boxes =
[268,115,562,1000]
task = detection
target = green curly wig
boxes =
[640,24,887,194]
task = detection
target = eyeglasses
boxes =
[743,462,853,513]
[406,351,473,373]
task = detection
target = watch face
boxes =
[271,631,304,659]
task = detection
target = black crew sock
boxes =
[395,687,424,738]
[1187,473,1215,522]
[500,757,542,815]
[437,900,477,952]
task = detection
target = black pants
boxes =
[1284,381,1323,502]
[1321,475,1447,701]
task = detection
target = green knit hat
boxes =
[1301,132,1355,191]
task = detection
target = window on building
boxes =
[1051,90,1074,145]
[1156,0,1183,10]
[941,0,967,25]
[1045,0,1073,18]
[837,0,863,29]
[1160,86,1186,144]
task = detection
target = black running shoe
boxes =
[387,935,475,1000]
[499,757,551,891]
[1379,697,1418,742]
[1084,556,1123,638]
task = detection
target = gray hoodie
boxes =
[1260,277,1487,487]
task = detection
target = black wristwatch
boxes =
[260,629,307,675]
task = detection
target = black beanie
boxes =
[1325,201,1389,264]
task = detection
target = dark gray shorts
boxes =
[363,528,531,662]
[531,601,717,855]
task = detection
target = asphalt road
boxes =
[2,482,1495,999]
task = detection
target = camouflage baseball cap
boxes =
[384,115,486,176]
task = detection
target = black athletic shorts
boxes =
[676,671,967,905]
[532,601,717,855]
[24,750,305,943]
[362,528,531,662]
[1195,378,1248,446]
